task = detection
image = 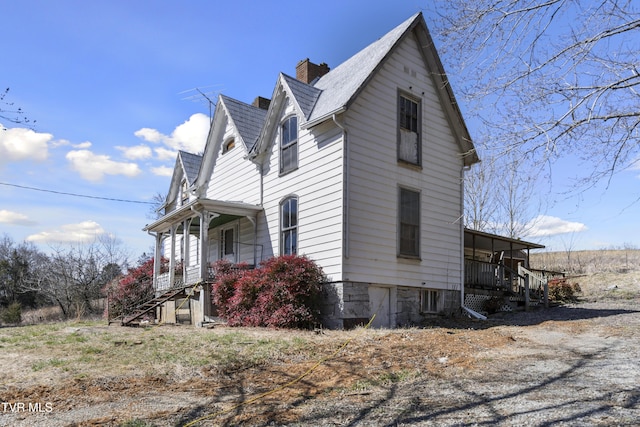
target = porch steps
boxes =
[120,286,190,327]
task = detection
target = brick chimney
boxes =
[296,59,330,84]
[252,96,271,110]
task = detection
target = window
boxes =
[281,196,298,255]
[280,116,298,174]
[398,93,421,165]
[180,179,188,205]
[398,187,420,257]
[222,138,235,154]
[220,228,235,259]
[421,289,439,313]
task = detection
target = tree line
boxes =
[0,233,145,321]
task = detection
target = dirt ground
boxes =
[1,272,639,426]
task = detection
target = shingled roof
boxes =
[220,95,268,151]
[177,150,202,186]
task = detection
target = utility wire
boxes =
[0,181,155,204]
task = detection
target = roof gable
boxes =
[165,150,202,205]
[307,13,420,125]
[281,74,322,120]
[220,95,267,151]
[178,150,202,186]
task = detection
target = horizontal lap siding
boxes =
[206,126,261,203]
[261,104,344,281]
[344,31,462,289]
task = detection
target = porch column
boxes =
[199,211,210,281]
[169,225,177,286]
[183,218,190,277]
[247,215,257,266]
[152,232,162,290]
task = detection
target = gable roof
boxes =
[219,95,268,151]
[178,150,202,186]
[281,73,322,120]
[303,11,479,165]
[204,12,479,180]
[308,13,420,126]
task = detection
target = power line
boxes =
[0,181,155,205]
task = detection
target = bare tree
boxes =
[433,0,640,186]
[1,87,35,127]
[24,236,129,318]
[147,191,167,220]
[464,156,498,232]
[464,151,541,238]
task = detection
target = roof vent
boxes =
[296,59,330,84]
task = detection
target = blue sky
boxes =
[0,0,637,259]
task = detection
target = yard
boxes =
[1,265,639,426]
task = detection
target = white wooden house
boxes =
[140,12,504,328]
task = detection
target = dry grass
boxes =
[1,249,638,425]
[531,249,640,275]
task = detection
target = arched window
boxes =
[280,196,298,255]
[222,138,235,154]
[280,116,298,174]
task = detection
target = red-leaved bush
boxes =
[103,258,158,319]
[211,255,324,329]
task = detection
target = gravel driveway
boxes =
[286,300,640,426]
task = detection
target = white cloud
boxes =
[151,165,173,177]
[116,144,153,160]
[26,220,107,244]
[135,113,209,154]
[66,149,142,182]
[0,210,36,226]
[526,215,588,237]
[154,147,178,161]
[0,126,52,164]
[52,139,92,149]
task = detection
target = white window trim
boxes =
[280,115,299,175]
[397,91,422,166]
[280,195,298,255]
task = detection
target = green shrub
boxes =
[1,302,22,325]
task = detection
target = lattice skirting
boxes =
[464,293,515,314]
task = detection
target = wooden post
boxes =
[544,280,549,308]
[524,274,530,311]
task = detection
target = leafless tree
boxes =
[433,0,640,186]
[147,191,167,220]
[464,156,498,232]
[464,151,541,238]
[24,235,129,318]
[1,87,35,127]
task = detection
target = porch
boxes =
[463,228,551,313]
[144,198,263,294]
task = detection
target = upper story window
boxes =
[280,116,298,174]
[280,196,298,255]
[398,93,421,166]
[222,138,235,154]
[180,179,189,205]
[398,187,420,258]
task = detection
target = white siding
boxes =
[206,125,261,204]
[259,101,345,281]
[344,31,463,290]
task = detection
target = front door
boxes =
[219,226,237,263]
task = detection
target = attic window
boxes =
[181,180,189,205]
[398,93,421,166]
[223,138,235,154]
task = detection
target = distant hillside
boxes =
[530,249,640,275]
